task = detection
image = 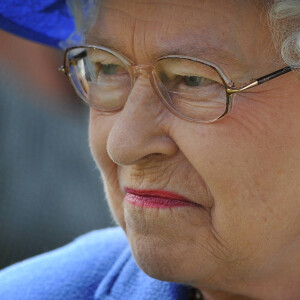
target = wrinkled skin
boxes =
[88,0,300,299]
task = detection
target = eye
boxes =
[102,64,118,75]
[96,63,128,77]
[183,76,206,87]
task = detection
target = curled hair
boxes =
[270,0,300,68]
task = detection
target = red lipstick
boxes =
[124,188,198,209]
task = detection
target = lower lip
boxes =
[125,193,197,209]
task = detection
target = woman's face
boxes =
[89,0,300,295]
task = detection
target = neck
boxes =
[199,289,253,300]
[198,270,300,300]
[195,240,300,300]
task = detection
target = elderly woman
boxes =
[1,0,300,299]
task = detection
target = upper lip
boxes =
[125,187,192,202]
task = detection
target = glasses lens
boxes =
[66,47,131,111]
[154,58,228,122]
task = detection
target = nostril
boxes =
[143,153,165,160]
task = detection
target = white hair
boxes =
[65,0,300,69]
[270,0,300,68]
[59,0,100,48]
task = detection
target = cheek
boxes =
[175,90,300,207]
[172,93,300,264]
[89,110,126,227]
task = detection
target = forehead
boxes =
[87,0,268,68]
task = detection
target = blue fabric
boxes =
[0,1,74,48]
[0,227,191,299]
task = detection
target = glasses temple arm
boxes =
[227,66,294,94]
[256,66,293,85]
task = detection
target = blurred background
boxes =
[0,29,112,270]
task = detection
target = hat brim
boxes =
[0,1,75,48]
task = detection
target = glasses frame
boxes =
[60,45,294,123]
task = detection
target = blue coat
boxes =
[0,227,192,299]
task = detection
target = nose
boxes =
[106,75,178,166]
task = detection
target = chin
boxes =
[117,196,222,285]
[127,229,188,282]
[122,207,186,281]
[124,218,218,286]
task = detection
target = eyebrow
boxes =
[85,35,124,54]
[85,34,244,68]
[157,44,243,66]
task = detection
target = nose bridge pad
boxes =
[129,65,162,101]
[131,65,152,81]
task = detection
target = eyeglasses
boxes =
[60,45,294,123]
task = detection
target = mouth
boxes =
[124,187,200,209]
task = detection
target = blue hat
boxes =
[0,0,75,48]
